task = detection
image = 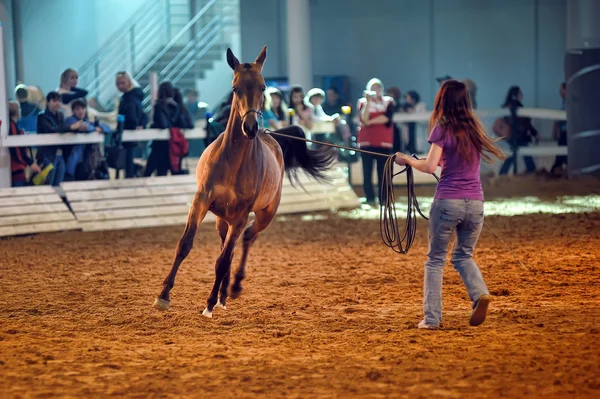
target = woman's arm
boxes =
[359,98,370,124]
[395,143,443,174]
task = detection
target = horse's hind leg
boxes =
[231,200,280,299]
[202,216,247,318]
[154,192,209,310]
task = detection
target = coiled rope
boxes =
[263,129,439,254]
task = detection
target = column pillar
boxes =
[565,0,600,177]
[286,0,312,90]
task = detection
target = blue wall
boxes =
[241,0,566,110]
[19,0,147,94]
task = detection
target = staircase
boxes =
[77,0,240,111]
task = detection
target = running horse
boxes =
[153,46,336,317]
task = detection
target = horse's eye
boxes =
[261,86,266,91]
[232,87,237,93]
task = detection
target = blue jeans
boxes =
[45,155,66,186]
[424,199,489,326]
[65,145,84,179]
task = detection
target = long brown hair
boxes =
[429,80,504,163]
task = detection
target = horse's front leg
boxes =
[154,192,209,310]
[202,215,248,318]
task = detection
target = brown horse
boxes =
[153,46,336,317]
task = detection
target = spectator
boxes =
[289,85,315,130]
[8,101,41,186]
[116,71,146,178]
[174,88,195,129]
[144,82,180,177]
[386,86,403,152]
[551,82,568,176]
[322,86,345,116]
[57,68,88,118]
[27,85,46,110]
[357,78,395,206]
[264,87,289,130]
[63,99,110,181]
[184,88,208,121]
[14,84,41,132]
[495,86,539,175]
[36,91,67,186]
[403,90,427,154]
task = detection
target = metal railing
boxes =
[77,0,239,109]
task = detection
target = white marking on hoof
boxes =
[202,308,213,318]
[153,297,170,311]
[215,301,226,310]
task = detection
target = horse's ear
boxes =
[254,46,267,69]
[226,48,240,70]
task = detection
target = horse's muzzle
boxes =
[243,119,258,139]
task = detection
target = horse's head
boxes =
[227,46,267,139]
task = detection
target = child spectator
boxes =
[184,88,208,121]
[8,101,41,186]
[63,99,110,181]
[36,91,67,186]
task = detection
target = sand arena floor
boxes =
[0,176,599,398]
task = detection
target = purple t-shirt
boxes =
[428,125,483,201]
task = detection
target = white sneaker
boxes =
[418,320,439,329]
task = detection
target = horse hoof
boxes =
[230,287,243,299]
[202,308,213,318]
[154,297,170,311]
[215,301,226,310]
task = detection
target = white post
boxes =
[286,0,312,90]
[0,22,11,188]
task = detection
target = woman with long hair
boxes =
[144,81,180,176]
[395,80,505,329]
[264,87,290,130]
[288,85,315,130]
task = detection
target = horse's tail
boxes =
[270,126,337,188]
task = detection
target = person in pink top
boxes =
[395,80,505,329]
[357,78,395,206]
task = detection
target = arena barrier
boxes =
[60,165,359,232]
[0,185,80,237]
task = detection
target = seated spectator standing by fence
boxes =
[63,99,110,181]
[8,101,41,186]
[36,91,67,186]
[14,84,40,132]
[305,88,350,148]
[144,82,180,177]
[116,71,147,178]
